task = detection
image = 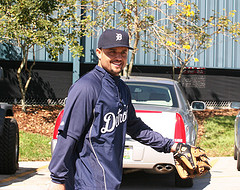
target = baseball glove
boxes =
[173,143,211,179]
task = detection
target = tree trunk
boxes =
[172,66,175,80]
[17,46,35,112]
[17,67,26,112]
[170,53,175,80]
[178,65,185,82]
[123,65,128,77]
[17,53,26,112]
[127,31,140,78]
[20,94,26,112]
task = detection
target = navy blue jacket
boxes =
[49,66,174,190]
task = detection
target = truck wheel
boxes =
[175,171,193,187]
[234,144,237,160]
[237,148,240,171]
[0,118,19,174]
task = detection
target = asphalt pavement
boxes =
[0,157,240,190]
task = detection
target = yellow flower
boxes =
[183,45,191,50]
[184,5,191,11]
[183,5,194,17]
[167,0,175,6]
[125,8,132,14]
[230,12,235,17]
[194,58,199,62]
[186,10,194,17]
[167,41,176,46]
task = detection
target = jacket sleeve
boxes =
[48,79,98,183]
[126,103,174,153]
[49,134,76,184]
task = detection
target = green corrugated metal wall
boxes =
[0,0,239,83]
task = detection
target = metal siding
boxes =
[25,43,73,63]
[202,0,214,68]
[83,0,240,70]
[35,45,46,61]
[85,32,98,63]
[0,43,21,60]
[1,0,239,70]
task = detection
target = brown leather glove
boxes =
[174,143,211,179]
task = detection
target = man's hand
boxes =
[170,143,178,152]
[173,143,211,179]
[47,181,65,190]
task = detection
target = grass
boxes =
[19,130,52,161]
[196,115,235,157]
[18,115,236,160]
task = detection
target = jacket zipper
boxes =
[89,109,107,190]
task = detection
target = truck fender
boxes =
[0,103,14,136]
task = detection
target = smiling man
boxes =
[48,29,177,190]
[97,47,128,76]
[96,29,131,76]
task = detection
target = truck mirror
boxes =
[230,102,240,109]
[191,101,206,111]
[0,67,3,80]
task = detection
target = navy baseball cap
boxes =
[98,29,133,50]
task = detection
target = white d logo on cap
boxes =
[116,33,122,41]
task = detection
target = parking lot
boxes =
[0,157,240,190]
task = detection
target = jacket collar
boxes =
[95,65,121,81]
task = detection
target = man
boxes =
[48,29,178,190]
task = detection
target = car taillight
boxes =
[174,113,186,143]
[53,110,64,139]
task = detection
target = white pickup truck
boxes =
[0,67,19,174]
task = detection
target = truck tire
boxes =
[0,118,19,174]
[234,144,237,160]
[175,171,193,187]
[237,148,240,171]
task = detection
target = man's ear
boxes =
[96,48,102,60]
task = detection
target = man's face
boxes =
[96,47,128,76]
